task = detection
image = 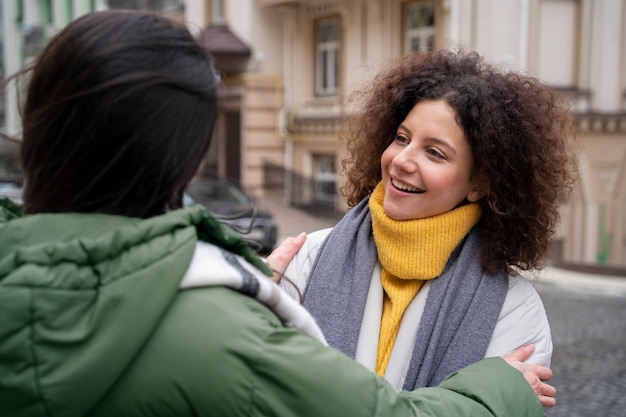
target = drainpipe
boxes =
[72,0,90,18]
[518,0,529,71]
[449,0,460,45]
[279,5,296,206]
[2,0,22,137]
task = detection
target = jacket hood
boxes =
[0,201,268,417]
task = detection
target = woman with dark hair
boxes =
[19,10,216,217]
[278,49,577,407]
[0,11,552,417]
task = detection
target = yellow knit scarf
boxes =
[369,182,481,375]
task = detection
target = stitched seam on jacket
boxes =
[29,286,52,417]
[247,310,286,417]
[247,328,267,417]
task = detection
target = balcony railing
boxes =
[263,160,343,222]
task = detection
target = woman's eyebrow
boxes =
[397,124,458,156]
[427,137,457,156]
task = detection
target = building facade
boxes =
[0,0,184,179]
[190,0,626,268]
[1,0,109,136]
[1,1,624,268]
[0,1,108,179]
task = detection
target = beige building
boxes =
[189,0,626,267]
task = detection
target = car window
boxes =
[0,182,23,204]
[188,181,251,205]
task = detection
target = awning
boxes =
[198,24,251,58]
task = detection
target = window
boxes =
[313,154,336,204]
[39,0,53,24]
[23,0,54,57]
[212,0,225,24]
[403,1,435,54]
[107,0,184,13]
[315,16,340,96]
[537,0,578,87]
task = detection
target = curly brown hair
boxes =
[340,48,578,274]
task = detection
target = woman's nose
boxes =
[393,148,419,173]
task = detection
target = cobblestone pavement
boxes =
[536,283,626,417]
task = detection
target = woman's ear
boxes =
[467,186,485,203]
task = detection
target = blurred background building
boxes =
[0,0,184,179]
[1,0,625,270]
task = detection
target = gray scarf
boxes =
[303,196,508,389]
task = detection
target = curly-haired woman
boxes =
[276,48,578,408]
[0,13,556,417]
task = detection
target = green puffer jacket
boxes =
[0,198,544,417]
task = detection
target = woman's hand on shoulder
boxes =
[502,344,556,408]
[266,232,307,282]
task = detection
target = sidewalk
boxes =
[531,265,626,298]
[259,194,626,298]
[258,194,337,244]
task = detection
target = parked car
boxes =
[0,181,23,205]
[185,178,278,255]
[0,178,277,255]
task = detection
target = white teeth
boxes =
[392,179,422,193]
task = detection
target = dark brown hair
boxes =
[19,10,219,218]
[341,48,578,274]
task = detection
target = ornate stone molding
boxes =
[307,3,342,16]
[574,113,626,134]
[556,88,626,134]
[288,115,345,135]
[288,97,347,134]
[257,0,299,8]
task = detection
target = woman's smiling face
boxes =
[380,99,481,221]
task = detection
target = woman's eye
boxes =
[427,148,446,160]
[394,134,409,144]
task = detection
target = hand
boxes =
[266,232,307,282]
[502,344,556,408]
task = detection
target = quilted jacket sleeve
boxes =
[250,307,544,417]
[85,287,543,417]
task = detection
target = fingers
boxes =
[501,345,557,408]
[537,365,553,382]
[526,365,556,407]
[537,381,557,408]
[540,381,557,398]
[539,395,556,408]
[276,233,307,257]
[502,344,536,363]
[266,232,307,282]
[525,367,556,405]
